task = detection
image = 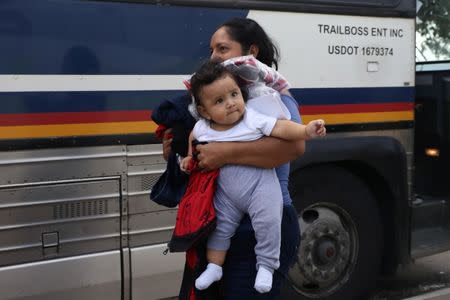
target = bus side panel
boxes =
[125,144,185,299]
[0,251,121,300]
[131,245,185,299]
[0,147,125,300]
[0,0,248,148]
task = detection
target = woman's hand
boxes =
[195,142,229,171]
[162,128,173,161]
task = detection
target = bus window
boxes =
[415,0,450,197]
[416,0,450,62]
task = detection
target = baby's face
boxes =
[198,74,245,128]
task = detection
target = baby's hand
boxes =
[180,156,193,174]
[306,119,326,138]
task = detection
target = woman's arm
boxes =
[195,137,305,170]
[196,93,305,171]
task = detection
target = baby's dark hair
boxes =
[190,61,247,106]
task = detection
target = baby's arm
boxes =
[180,132,194,173]
[270,119,326,141]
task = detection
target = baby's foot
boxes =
[195,263,223,290]
[254,266,273,293]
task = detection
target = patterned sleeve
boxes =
[252,57,290,91]
[222,55,290,92]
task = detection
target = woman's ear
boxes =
[197,105,211,120]
[249,44,259,58]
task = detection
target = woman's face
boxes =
[210,27,246,63]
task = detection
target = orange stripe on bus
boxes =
[0,121,158,139]
[0,111,413,139]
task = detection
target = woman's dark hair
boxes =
[190,61,247,106]
[220,18,280,70]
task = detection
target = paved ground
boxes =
[403,287,450,300]
[370,251,450,300]
[166,251,450,299]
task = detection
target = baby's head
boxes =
[190,62,248,126]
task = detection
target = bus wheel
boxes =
[287,165,382,300]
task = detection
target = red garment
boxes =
[168,165,219,252]
[155,124,174,139]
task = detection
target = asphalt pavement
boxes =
[403,287,450,300]
[167,251,450,299]
[370,251,450,300]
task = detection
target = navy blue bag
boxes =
[150,152,189,208]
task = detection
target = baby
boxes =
[181,60,325,293]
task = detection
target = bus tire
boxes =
[285,165,382,300]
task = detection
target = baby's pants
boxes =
[207,165,283,272]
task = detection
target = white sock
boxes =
[254,266,273,293]
[195,263,223,290]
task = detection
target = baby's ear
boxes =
[197,105,211,120]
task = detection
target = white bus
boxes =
[1,0,448,299]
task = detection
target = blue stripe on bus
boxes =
[291,87,414,105]
[0,90,186,114]
[0,0,248,75]
[0,87,414,114]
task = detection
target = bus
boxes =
[0,0,448,299]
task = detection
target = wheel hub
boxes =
[288,206,357,298]
[301,220,350,284]
[315,238,337,265]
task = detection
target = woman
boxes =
[163,18,304,299]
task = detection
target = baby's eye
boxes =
[231,91,239,97]
[215,98,223,104]
[220,46,228,53]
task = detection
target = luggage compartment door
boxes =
[0,178,122,300]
